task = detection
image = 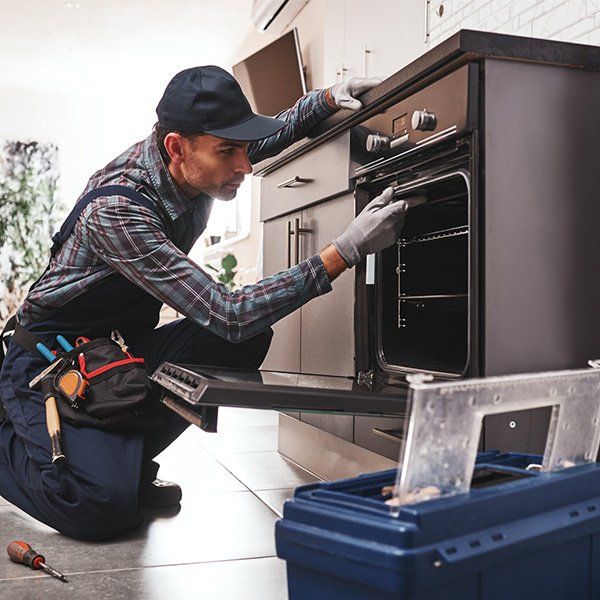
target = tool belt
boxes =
[2,317,164,430]
[0,185,168,430]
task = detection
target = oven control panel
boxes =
[353,64,475,164]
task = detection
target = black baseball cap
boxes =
[156,66,286,141]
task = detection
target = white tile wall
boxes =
[427,0,600,46]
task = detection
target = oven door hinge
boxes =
[357,369,376,389]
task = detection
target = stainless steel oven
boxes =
[352,63,479,383]
[351,57,600,453]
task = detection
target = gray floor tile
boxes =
[216,407,279,429]
[0,408,296,599]
[254,489,296,518]
[215,452,320,491]
[188,424,279,456]
[154,430,247,494]
[0,489,278,577]
[0,556,287,600]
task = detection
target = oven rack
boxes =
[399,224,469,246]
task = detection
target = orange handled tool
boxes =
[7,540,68,582]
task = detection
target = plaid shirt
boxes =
[19,89,337,342]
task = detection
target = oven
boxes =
[350,57,600,454]
[352,63,479,382]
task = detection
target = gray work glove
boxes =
[330,76,385,111]
[332,188,426,267]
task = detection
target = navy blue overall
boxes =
[0,186,272,540]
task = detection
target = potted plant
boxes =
[206,253,238,291]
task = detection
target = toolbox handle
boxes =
[393,368,600,512]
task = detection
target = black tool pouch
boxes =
[56,336,165,430]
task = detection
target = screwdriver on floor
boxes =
[7,541,69,582]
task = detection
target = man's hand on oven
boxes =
[330,76,385,111]
[332,187,426,268]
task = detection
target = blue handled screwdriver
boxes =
[56,336,74,352]
[35,343,55,364]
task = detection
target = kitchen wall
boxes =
[0,85,159,210]
[427,0,600,46]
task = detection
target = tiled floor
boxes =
[0,408,321,599]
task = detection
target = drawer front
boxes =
[259,131,351,222]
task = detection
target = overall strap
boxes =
[1,186,158,367]
[50,184,156,256]
[5,185,161,347]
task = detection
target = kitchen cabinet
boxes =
[309,0,426,86]
[261,194,356,442]
[261,210,302,373]
[300,194,355,376]
[261,194,355,378]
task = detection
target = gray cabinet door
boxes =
[261,212,302,373]
[300,194,356,376]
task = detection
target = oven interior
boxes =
[377,171,470,377]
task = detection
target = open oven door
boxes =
[150,363,409,432]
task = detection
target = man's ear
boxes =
[164,133,185,165]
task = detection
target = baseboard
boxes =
[277,413,397,481]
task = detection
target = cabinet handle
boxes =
[277,176,313,189]
[336,65,349,83]
[294,217,312,264]
[362,45,372,78]
[287,220,293,268]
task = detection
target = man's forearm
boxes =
[248,89,337,163]
[319,244,348,282]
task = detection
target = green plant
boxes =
[0,140,61,323]
[206,253,238,291]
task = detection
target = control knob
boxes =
[411,109,437,132]
[365,133,390,154]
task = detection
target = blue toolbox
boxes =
[276,368,600,599]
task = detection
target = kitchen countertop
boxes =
[254,29,600,176]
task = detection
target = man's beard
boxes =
[216,187,238,201]
[215,178,244,201]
